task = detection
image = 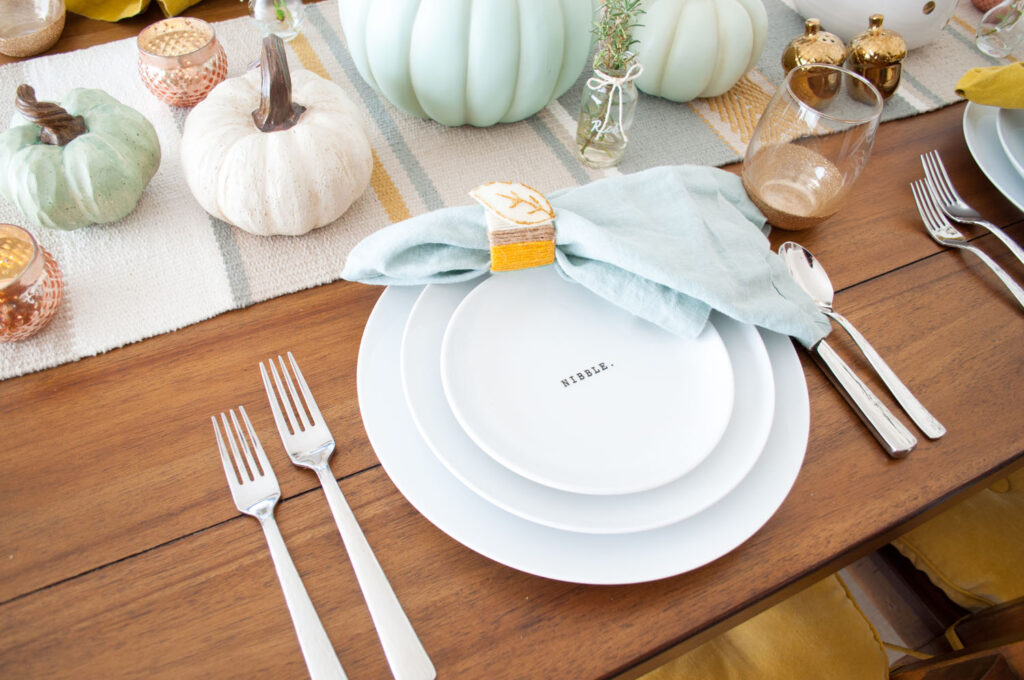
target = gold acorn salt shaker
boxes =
[782,18,846,73]
[782,19,847,107]
[846,14,907,101]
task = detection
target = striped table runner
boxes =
[0,0,1008,380]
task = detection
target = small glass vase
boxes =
[576,58,640,169]
[976,0,1024,57]
[248,0,304,41]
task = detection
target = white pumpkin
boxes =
[633,0,767,102]
[180,38,372,236]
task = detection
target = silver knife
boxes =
[809,339,917,458]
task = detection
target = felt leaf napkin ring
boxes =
[470,181,556,272]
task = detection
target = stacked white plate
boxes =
[964,102,1024,212]
[357,266,810,584]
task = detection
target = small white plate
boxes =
[356,286,809,585]
[401,278,775,534]
[964,103,1024,212]
[996,107,1024,179]
[438,266,735,496]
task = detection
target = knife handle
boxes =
[811,340,917,458]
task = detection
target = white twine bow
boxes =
[585,62,643,143]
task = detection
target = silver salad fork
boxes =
[212,406,347,680]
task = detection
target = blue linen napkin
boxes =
[341,165,831,348]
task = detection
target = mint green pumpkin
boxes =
[0,87,160,230]
[339,0,596,127]
[633,0,767,102]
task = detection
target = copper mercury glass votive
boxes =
[137,17,228,107]
[0,224,64,343]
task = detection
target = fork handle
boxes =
[315,466,436,680]
[959,242,1024,310]
[810,340,917,458]
[259,516,349,680]
[826,311,946,439]
[975,218,1024,270]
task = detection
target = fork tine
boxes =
[277,354,313,430]
[219,410,253,481]
[239,405,272,477]
[213,414,242,485]
[910,181,938,231]
[921,179,960,233]
[286,352,325,424]
[260,360,294,441]
[229,408,262,479]
[268,356,306,434]
[921,151,958,206]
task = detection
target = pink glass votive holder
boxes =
[0,224,64,343]
[137,17,228,107]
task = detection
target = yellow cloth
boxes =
[155,0,204,17]
[639,574,889,680]
[66,0,150,21]
[892,466,1024,612]
[955,63,1024,109]
[67,0,201,20]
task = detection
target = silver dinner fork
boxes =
[261,353,436,680]
[911,179,1024,310]
[212,407,347,680]
[920,150,1024,268]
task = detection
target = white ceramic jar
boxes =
[793,0,958,50]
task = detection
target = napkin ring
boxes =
[470,181,555,272]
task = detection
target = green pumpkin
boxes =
[0,86,161,230]
[339,0,597,127]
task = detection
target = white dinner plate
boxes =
[964,102,1024,213]
[439,266,735,496]
[996,107,1024,179]
[357,286,809,585]
[401,278,775,534]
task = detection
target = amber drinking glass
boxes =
[138,17,228,108]
[0,224,63,343]
[742,63,883,231]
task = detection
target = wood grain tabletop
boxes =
[1,2,1023,678]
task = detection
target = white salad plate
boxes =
[996,107,1024,179]
[438,266,735,496]
[357,286,809,585]
[401,277,775,534]
[964,102,1024,212]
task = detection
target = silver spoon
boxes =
[779,242,946,440]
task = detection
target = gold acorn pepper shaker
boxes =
[846,14,907,101]
[782,18,847,73]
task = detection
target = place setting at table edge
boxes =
[1,0,1023,678]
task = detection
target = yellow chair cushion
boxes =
[639,574,889,680]
[66,0,150,21]
[892,466,1024,612]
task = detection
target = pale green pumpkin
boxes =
[339,0,597,127]
[0,86,160,230]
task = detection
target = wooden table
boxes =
[2,3,1023,678]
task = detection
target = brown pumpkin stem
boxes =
[15,85,87,146]
[252,35,306,132]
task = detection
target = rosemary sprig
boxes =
[579,0,645,158]
[593,0,645,74]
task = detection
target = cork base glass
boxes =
[742,63,883,231]
[0,224,64,343]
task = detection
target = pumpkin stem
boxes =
[15,85,87,146]
[252,35,306,132]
